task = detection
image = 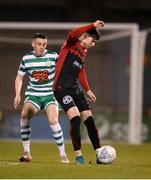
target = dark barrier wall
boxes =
[0,113,70,140]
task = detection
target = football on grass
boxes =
[97,145,116,164]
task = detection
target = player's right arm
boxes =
[14,55,27,109]
[14,74,24,110]
[78,68,96,103]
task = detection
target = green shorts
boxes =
[24,95,59,111]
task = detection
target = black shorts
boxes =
[54,88,90,112]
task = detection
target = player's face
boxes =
[81,36,96,50]
[32,38,47,56]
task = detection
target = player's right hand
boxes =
[14,94,21,110]
[93,20,105,28]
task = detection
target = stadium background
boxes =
[0,0,151,142]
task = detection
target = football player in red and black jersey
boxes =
[53,20,104,164]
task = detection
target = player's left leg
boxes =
[80,110,101,163]
[45,103,69,163]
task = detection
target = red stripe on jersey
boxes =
[79,68,90,91]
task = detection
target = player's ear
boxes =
[83,32,89,39]
[31,40,35,48]
[79,32,88,41]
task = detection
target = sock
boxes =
[84,116,100,150]
[20,119,31,153]
[50,123,66,156]
[75,150,82,157]
[70,116,81,151]
[96,148,101,157]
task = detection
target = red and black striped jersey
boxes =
[53,23,95,92]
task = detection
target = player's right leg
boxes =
[54,90,85,165]
[66,107,85,165]
[19,98,39,162]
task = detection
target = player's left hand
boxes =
[93,20,104,29]
[86,90,96,103]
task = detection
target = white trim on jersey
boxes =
[25,61,55,68]
[29,81,53,87]
[18,70,26,76]
[25,91,54,96]
[23,53,58,61]
[27,85,53,91]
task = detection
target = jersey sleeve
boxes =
[17,57,27,76]
[78,68,90,92]
[67,24,94,43]
[55,53,59,60]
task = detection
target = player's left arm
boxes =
[78,68,96,103]
[68,24,94,41]
[68,20,104,40]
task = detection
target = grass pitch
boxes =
[0,140,151,179]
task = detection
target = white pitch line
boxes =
[0,161,22,167]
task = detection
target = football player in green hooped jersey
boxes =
[14,33,69,163]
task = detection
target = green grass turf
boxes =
[0,140,151,179]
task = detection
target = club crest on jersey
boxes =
[73,61,82,69]
[63,95,73,104]
[46,59,51,67]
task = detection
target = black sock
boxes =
[84,116,100,150]
[70,116,81,151]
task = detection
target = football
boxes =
[97,145,116,164]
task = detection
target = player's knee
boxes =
[48,119,58,126]
[21,110,33,119]
[81,110,92,121]
[67,107,80,119]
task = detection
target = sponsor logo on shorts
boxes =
[63,95,73,104]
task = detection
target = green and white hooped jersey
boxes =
[18,50,58,96]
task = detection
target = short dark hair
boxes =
[86,28,100,40]
[33,33,47,39]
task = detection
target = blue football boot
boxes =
[75,155,85,165]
